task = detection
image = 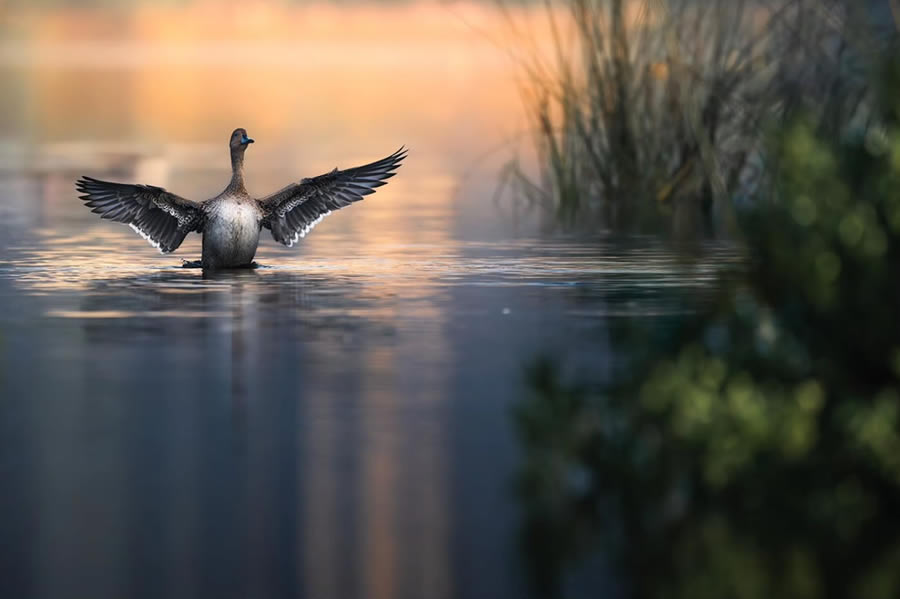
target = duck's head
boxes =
[229,128,254,150]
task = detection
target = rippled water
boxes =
[0,179,736,599]
[0,7,740,597]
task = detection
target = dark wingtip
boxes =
[76,175,103,194]
[387,146,408,170]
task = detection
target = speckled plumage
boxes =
[76,128,407,269]
[201,194,261,268]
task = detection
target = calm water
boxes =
[0,6,737,598]
[0,169,734,599]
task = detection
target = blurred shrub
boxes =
[513,57,900,599]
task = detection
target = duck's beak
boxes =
[241,135,255,145]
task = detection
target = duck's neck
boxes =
[227,147,247,194]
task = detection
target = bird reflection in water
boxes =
[21,263,453,599]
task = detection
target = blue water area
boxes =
[0,166,734,599]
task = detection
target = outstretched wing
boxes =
[259,147,407,246]
[76,176,204,253]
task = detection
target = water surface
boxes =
[0,6,737,597]
[0,177,735,599]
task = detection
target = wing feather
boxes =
[76,176,204,253]
[258,147,406,246]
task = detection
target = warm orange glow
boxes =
[2,2,544,144]
[0,2,564,294]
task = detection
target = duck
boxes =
[76,128,406,269]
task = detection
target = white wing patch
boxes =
[129,223,166,253]
[286,210,331,247]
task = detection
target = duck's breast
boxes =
[203,198,261,266]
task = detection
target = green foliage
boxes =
[513,64,900,599]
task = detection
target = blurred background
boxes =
[1,1,899,598]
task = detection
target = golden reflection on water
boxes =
[1,2,538,149]
[2,4,499,595]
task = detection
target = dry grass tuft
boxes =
[501,0,882,235]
